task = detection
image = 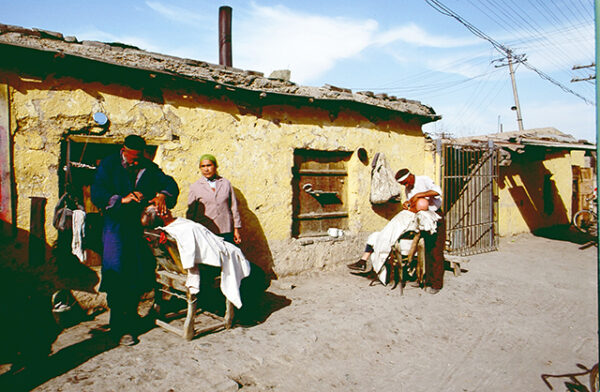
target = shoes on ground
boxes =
[347,259,367,271]
[425,287,440,295]
[119,333,137,346]
[350,269,375,277]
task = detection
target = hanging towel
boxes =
[71,209,86,262]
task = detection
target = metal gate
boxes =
[438,140,499,256]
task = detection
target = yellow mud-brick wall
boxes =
[570,150,586,167]
[6,73,430,276]
[497,149,574,236]
[422,139,438,184]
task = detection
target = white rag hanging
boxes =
[71,209,86,262]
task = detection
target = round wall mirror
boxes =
[93,112,108,126]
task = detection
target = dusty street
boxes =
[1,231,598,392]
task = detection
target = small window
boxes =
[292,149,351,238]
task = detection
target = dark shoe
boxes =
[350,268,375,277]
[347,259,367,271]
[425,287,440,295]
[119,333,137,346]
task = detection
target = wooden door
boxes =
[292,150,351,238]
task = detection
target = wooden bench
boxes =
[144,230,234,340]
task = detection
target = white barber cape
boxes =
[368,210,441,284]
[159,217,251,309]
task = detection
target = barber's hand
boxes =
[122,191,143,204]
[233,228,242,244]
[150,193,167,215]
[402,200,411,210]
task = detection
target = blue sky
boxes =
[0,0,595,142]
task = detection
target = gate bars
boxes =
[437,140,499,256]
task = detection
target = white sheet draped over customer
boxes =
[159,217,251,309]
[367,210,441,284]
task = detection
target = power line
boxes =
[432,0,593,91]
[424,0,594,105]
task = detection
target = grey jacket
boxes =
[187,176,241,234]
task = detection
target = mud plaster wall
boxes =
[6,72,430,277]
[497,149,575,237]
[570,150,586,167]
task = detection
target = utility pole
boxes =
[493,50,526,132]
[507,51,524,132]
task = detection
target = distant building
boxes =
[449,128,595,239]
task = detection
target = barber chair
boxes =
[144,229,234,340]
[387,230,426,294]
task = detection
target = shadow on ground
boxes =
[235,291,292,327]
[533,224,597,248]
[0,327,118,392]
[0,283,291,391]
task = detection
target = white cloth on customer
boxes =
[368,210,440,284]
[71,209,86,263]
[159,217,251,309]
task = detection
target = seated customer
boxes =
[406,197,430,213]
[349,209,441,285]
[141,205,251,309]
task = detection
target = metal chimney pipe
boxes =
[219,6,232,67]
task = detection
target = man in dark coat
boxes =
[91,135,179,345]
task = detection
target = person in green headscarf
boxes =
[187,154,242,245]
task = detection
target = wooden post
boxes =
[28,196,47,266]
[0,81,14,237]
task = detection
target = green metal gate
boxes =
[437,140,499,256]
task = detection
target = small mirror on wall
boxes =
[93,112,108,126]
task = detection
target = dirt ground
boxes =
[1,229,598,392]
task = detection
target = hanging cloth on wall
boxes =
[369,152,402,204]
[52,192,84,232]
[71,209,86,263]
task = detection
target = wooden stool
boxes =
[387,231,426,294]
[145,230,234,341]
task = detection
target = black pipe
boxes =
[219,6,232,67]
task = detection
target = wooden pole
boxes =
[0,81,14,237]
[28,196,47,266]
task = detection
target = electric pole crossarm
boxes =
[572,63,595,70]
[571,76,596,82]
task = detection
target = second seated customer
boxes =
[348,168,445,294]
